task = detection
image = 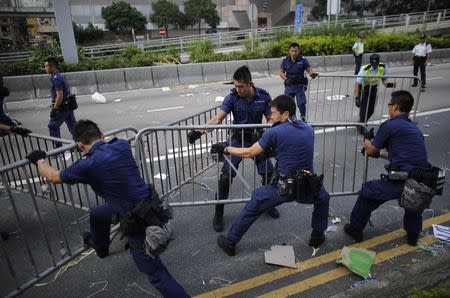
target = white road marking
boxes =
[310,89,332,93]
[428,77,444,80]
[146,106,184,113]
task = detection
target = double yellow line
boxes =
[195,212,450,298]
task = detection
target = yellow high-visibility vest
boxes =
[363,64,385,86]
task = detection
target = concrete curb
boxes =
[4,49,450,102]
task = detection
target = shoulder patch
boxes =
[256,87,269,95]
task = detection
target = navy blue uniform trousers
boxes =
[89,204,190,298]
[350,178,422,234]
[228,184,330,243]
[48,110,76,146]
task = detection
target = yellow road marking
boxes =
[195,212,450,298]
[258,235,436,297]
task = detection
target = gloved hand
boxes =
[310,72,319,79]
[284,78,295,86]
[355,96,360,108]
[50,109,57,118]
[210,141,228,162]
[363,127,375,141]
[187,130,202,144]
[386,82,396,88]
[11,126,31,137]
[26,150,46,164]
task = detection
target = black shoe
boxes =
[1,232,9,241]
[217,235,236,256]
[301,116,306,122]
[357,125,367,135]
[407,232,420,246]
[83,231,109,258]
[309,230,325,247]
[266,207,280,219]
[421,85,426,89]
[344,224,363,242]
[213,212,224,232]
[411,83,418,87]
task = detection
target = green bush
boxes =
[187,39,215,63]
[73,22,104,44]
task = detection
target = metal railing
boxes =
[134,122,370,207]
[0,126,137,297]
[1,9,448,61]
[304,74,422,123]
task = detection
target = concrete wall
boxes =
[4,48,450,102]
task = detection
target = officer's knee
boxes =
[90,205,113,223]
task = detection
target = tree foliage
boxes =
[184,0,220,35]
[101,1,147,33]
[150,0,184,37]
[73,22,104,44]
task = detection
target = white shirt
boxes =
[412,42,432,57]
[352,41,364,55]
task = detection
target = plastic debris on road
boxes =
[215,96,225,103]
[161,87,171,92]
[312,247,320,256]
[92,92,107,104]
[337,246,376,279]
[264,245,297,268]
[326,225,337,233]
[350,275,377,289]
[331,217,342,224]
[432,224,450,242]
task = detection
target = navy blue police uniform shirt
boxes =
[60,139,149,215]
[258,120,314,177]
[281,56,311,82]
[372,114,430,172]
[221,87,271,125]
[50,71,70,102]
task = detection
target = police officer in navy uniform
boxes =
[279,42,318,121]
[0,75,14,126]
[188,66,278,232]
[344,90,432,246]
[411,34,432,88]
[213,95,330,256]
[44,57,77,146]
[355,53,395,127]
[25,120,189,298]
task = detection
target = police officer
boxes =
[25,120,189,298]
[411,34,432,89]
[279,43,318,121]
[352,34,365,75]
[355,53,395,127]
[0,75,14,126]
[213,95,330,256]
[344,90,432,246]
[44,57,77,146]
[188,66,278,232]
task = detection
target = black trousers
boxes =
[413,56,427,86]
[359,85,378,123]
[354,54,363,75]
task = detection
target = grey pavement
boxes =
[1,63,450,297]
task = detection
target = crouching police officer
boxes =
[279,43,318,121]
[355,53,395,127]
[212,95,330,256]
[345,91,438,246]
[25,120,189,298]
[187,66,278,232]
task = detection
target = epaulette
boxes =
[255,87,269,95]
[230,88,237,94]
[363,64,371,71]
[379,63,385,67]
[107,137,118,144]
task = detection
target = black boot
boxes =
[1,232,9,241]
[83,231,109,258]
[266,207,280,218]
[407,232,420,246]
[309,230,325,247]
[213,199,224,232]
[344,224,363,242]
[217,235,236,256]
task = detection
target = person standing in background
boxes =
[352,34,365,75]
[411,34,432,89]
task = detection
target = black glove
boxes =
[386,82,396,88]
[310,72,319,79]
[210,141,228,162]
[363,127,375,141]
[187,130,202,144]
[50,109,57,118]
[11,126,31,137]
[26,150,46,164]
[355,96,360,108]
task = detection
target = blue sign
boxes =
[294,4,303,32]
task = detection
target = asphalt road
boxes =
[1,63,450,297]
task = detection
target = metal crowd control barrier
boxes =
[135,123,370,207]
[305,74,421,123]
[0,127,137,297]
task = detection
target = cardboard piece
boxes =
[264,245,296,268]
[336,246,376,279]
